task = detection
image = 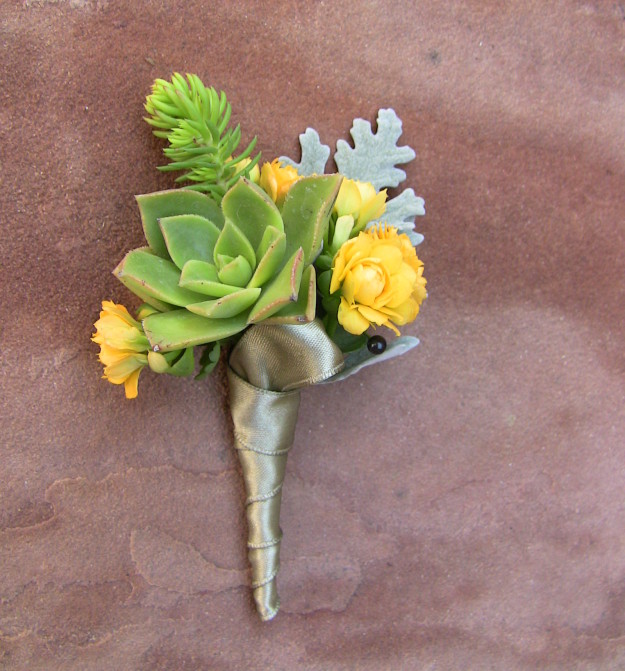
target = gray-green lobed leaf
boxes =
[334,109,415,190]
[279,128,330,176]
[368,188,425,246]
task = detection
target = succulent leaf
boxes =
[264,265,316,325]
[248,228,287,289]
[186,287,262,318]
[216,254,254,286]
[281,174,342,264]
[143,309,250,352]
[116,276,174,313]
[196,341,221,380]
[248,248,304,323]
[136,189,223,258]
[221,178,284,250]
[160,214,221,268]
[213,220,256,270]
[179,260,241,297]
[115,249,206,307]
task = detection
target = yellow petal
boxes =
[334,179,362,217]
[357,304,392,327]
[104,354,146,384]
[341,269,358,304]
[260,163,278,202]
[97,343,132,366]
[351,263,385,305]
[369,242,403,271]
[338,298,370,335]
[358,189,387,227]
[124,368,142,399]
[382,298,419,326]
[100,301,141,328]
[386,272,413,308]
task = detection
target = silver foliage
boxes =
[368,188,425,246]
[334,109,416,190]
[279,128,330,176]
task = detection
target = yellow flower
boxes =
[330,225,426,336]
[92,301,150,398]
[333,178,387,233]
[259,159,300,206]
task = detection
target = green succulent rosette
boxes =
[113,175,342,353]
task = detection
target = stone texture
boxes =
[2,1,625,669]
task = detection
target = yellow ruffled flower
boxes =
[333,178,387,233]
[330,225,426,336]
[259,159,300,206]
[92,301,150,399]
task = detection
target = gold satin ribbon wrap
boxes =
[227,319,344,621]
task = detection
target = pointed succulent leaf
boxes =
[170,347,196,376]
[216,254,253,286]
[159,214,221,269]
[186,287,262,319]
[281,174,342,264]
[116,274,174,313]
[143,309,250,352]
[136,189,223,258]
[213,220,256,270]
[221,178,284,250]
[196,341,221,380]
[179,260,241,297]
[114,249,206,307]
[263,265,316,325]
[255,225,283,260]
[247,248,304,323]
[248,228,287,289]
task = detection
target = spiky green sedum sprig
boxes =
[145,73,260,201]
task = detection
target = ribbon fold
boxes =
[227,319,344,620]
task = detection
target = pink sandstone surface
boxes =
[2,1,625,669]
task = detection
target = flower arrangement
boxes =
[93,73,426,620]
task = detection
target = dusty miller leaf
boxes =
[279,128,330,176]
[369,188,425,246]
[334,109,415,190]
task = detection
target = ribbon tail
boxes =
[227,370,300,620]
[227,319,344,621]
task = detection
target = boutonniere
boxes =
[93,73,427,620]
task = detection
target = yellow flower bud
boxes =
[92,301,149,398]
[330,225,426,336]
[333,178,387,232]
[259,159,300,206]
[234,157,260,183]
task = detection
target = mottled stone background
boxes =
[2,1,625,669]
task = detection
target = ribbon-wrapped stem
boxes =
[227,319,343,620]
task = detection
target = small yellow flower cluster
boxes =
[330,225,426,336]
[92,301,151,398]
